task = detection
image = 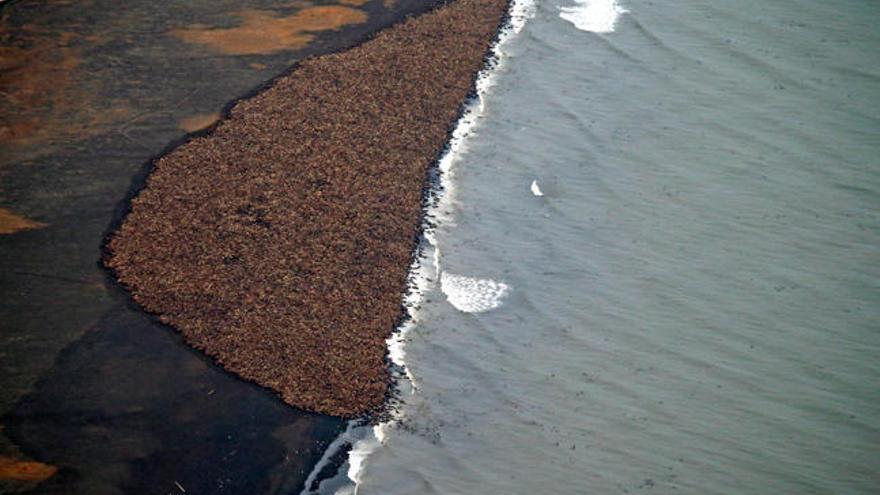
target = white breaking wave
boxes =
[559,0,627,33]
[441,273,510,313]
[302,1,533,493]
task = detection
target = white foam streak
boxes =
[559,0,626,33]
[298,422,367,495]
[345,428,380,486]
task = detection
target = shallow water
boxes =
[313,0,880,493]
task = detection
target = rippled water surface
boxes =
[312,0,880,493]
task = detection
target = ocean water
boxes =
[307,0,880,493]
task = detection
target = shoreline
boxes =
[320,0,532,489]
[104,0,513,418]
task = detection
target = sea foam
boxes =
[559,0,627,33]
[441,273,510,313]
[531,179,544,196]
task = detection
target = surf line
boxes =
[300,0,535,492]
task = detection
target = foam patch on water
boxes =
[508,0,537,35]
[559,0,627,33]
[441,273,510,313]
[531,179,544,196]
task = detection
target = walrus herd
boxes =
[105,0,511,417]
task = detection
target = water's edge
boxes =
[300,0,536,491]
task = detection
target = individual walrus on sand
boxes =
[105,0,512,417]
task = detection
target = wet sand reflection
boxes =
[170,7,369,55]
[0,208,47,234]
[178,112,222,133]
[0,457,57,483]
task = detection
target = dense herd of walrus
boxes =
[105,0,511,417]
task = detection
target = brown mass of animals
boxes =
[105,0,510,417]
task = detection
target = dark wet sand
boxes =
[6,306,344,495]
[0,0,444,492]
[106,0,511,418]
